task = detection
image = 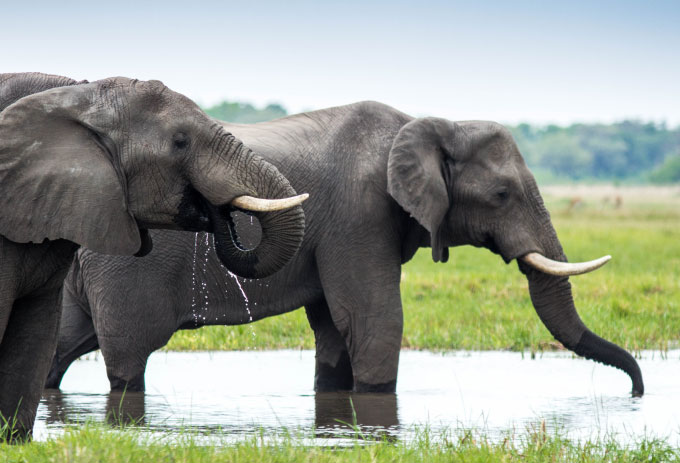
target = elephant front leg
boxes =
[317,249,403,393]
[305,300,354,391]
[0,289,63,442]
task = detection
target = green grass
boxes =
[166,187,680,352]
[2,424,678,462]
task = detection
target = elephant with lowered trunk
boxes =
[47,101,643,397]
[0,73,306,440]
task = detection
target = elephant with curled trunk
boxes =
[0,73,306,440]
[47,101,643,397]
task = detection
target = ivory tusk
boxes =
[521,252,611,276]
[231,193,309,212]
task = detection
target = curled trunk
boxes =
[519,227,644,396]
[209,200,305,279]
[189,131,306,279]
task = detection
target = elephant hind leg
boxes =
[45,279,100,389]
[99,336,149,392]
[305,300,354,392]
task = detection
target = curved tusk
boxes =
[231,193,309,212]
[521,252,611,276]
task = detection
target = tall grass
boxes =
[2,424,678,462]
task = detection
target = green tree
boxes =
[649,153,680,183]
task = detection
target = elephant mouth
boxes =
[174,186,306,233]
[174,186,212,232]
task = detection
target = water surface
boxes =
[36,350,680,444]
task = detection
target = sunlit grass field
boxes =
[166,186,680,353]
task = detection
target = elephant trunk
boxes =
[207,184,305,280]
[192,130,305,279]
[519,225,644,396]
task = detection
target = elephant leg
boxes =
[305,300,354,391]
[99,336,150,392]
[316,248,403,393]
[0,288,63,441]
[45,286,99,389]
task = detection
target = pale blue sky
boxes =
[2,0,679,125]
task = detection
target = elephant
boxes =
[0,73,307,440]
[46,101,644,400]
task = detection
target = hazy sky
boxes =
[2,0,679,125]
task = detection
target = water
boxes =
[36,350,680,444]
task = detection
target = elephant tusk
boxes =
[231,193,309,212]
[521,252,611,276]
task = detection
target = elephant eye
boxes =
[496,189,509,202]
[173,132,190,150]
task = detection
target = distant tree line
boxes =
[203,101,287,124]
[203,100,680,184]
[509,122,680,184]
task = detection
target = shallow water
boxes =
[36,350,680,444]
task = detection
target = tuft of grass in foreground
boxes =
[2,424,679,463]
[166,186,680,352]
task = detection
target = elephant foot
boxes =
[354,379,397,393]
[315,350,354,392]
[108,374,145,392]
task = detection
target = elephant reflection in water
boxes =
[41,391,398,439]
[314,392,399,439]
[41,390,146,427]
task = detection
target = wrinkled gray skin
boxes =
[47,102,643,399]
[0,73,304,441]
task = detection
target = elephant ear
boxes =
[0,83,141,255]
[387,117,460,263]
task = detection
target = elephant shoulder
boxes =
[344,101,412,129]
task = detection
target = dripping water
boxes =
[190,232,199,326]
[199,233,211,323]
[227,270,257,344]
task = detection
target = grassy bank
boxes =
[2,425,678,462]
[166,186,680,352]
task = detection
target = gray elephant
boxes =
[47,102,643,398]
[0,73,306,440]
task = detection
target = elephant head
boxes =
[0,74,306,278]
[387,117,643,396]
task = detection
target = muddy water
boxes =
[36,350,680,444]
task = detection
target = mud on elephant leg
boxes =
[305,300,354,391]
[0,288,63,442]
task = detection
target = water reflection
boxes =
[35,350,680,444]
[42,389,146,427]
[314,392,399,439]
